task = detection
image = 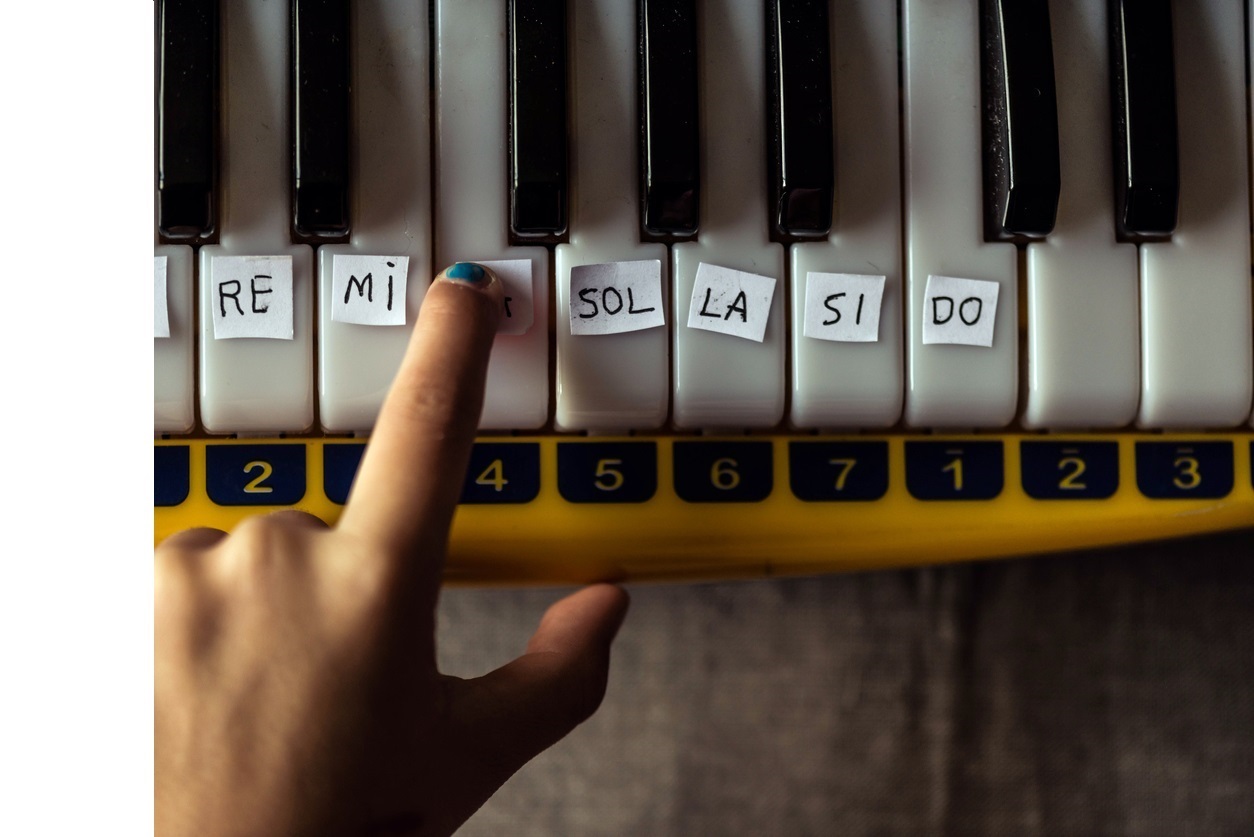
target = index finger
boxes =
[338,262,503,561]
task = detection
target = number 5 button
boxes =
[206,444,306,506]
[557,442,657,503]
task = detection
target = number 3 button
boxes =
[206,444,306,506]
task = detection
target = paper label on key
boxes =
[921,275,999,347]
[154,256,170,338]
[210,255,294,340]
[569,260,665,336]
[803,272,886,342]
[686,262,777,343]
[477,259,534,335]
[332,255,408,326]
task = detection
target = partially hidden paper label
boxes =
[154,256,170,338]
[477,258,535,335]
[210,255,294,340]
[686,262,776,343]
[569,260,665,336]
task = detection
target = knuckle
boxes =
[390,377,474,435]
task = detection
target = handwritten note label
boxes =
[332,255,409,326]
[686,262,776,343]
[477,259,534,335]
[569,260,665,336]
[210,255,294,340]
[154,256,170,338]
[921,275,999,347]
[803,272,886,342]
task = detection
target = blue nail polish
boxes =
[446,262,486,283]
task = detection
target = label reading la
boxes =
[687,262,777,342]
[211,255,294,340]
[569,260,664,336]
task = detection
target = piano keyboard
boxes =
[155,0,1254,582]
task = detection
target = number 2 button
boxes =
[206,444,306,506]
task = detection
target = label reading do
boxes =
[921,274,999,347]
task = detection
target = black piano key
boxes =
[1108,0,1178,239]
[291,0,351,238]
[639,0,699,238]
[979,0,1061,241]
[509,0,569,241]
[156,0,218,240]
[767,0,835,239]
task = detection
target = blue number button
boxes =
[673,441,772,503]
[323,444,367,505]
[789,441,888,501]
[558,442,657,503]
[155,445,190,507]
[1021,441,1118,499]
[1135,441,1233,499]
[906,441,1003,500]
[461,443,541,504]
[206,444,306,506]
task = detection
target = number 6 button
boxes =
[673,441,772,503]
[206,444,306,506]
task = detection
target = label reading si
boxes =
[687,262,777,343]
[921,275,999,347]
[803,272,886,342]
[154,256,170,338]
[332,255,409,326]
[477,259,534,335]
[569,260,664,336]
[210,255,294,340]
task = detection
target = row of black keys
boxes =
[156,0,1179,245]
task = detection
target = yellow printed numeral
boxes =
[710,458,741,491]
[941,457,964,492]
[475,459,509,492]
[242,460,274,494]
[1172,456,1201,490]
[594,458,625,492]
[1057,456,1087,491]
[828,458,857,491]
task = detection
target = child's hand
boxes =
[156,263,630,837]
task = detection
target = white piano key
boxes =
[1138,0,1252,428]
[672,0,784,430]
[154,244,194,434]
[318,0,430,434]
[434,0,550,431]
[554,0,669,432]
[902,0,1018,428]
[789,0,902,429]
[199,0,313,433]
[1022,0,1140,429]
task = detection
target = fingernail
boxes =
[444,262,488,283]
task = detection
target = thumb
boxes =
[454,584,630,781]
